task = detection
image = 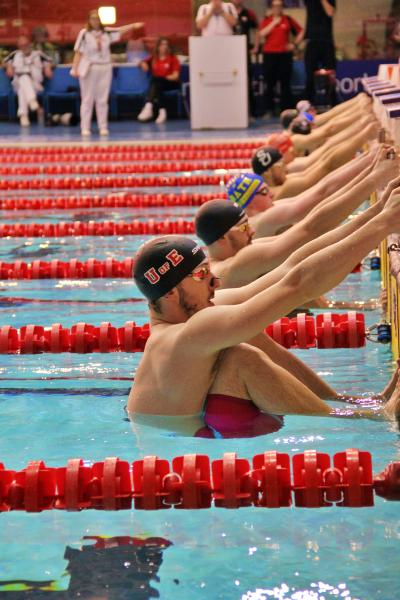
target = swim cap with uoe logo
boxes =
[134,236,206,301]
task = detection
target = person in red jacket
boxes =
[258,0,303,115]
[137,37,181,124]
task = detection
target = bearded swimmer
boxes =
[127,188,400,438]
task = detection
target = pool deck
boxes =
[0,117,279,146]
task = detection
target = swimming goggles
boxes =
[188,263,211,282]
[231,220,251,234]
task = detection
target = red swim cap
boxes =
[265,133,294,156]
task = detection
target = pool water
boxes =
[1,188,400,599]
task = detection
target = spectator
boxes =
[32,25,60,64]
[126,38,148,65]
[196,0,238,36]
[70,9,143,136]
[233,0,258,44]
[137,37,181,125]
[3,34,53,127]
[257,0,303,116]
[232,0,258,115]
[304,0,336,103]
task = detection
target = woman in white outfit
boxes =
[4,34,53,127]
[71,10,143,136]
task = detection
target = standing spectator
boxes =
[232,0,258,115]
[70,10,143,136]
[258,0,303,116]
[196,0,238,36]
[137,37,181,124]
[3,34,53,127]
[304,0,336,103]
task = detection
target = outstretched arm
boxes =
[277,123,378,199]
[188,188,399,352]
[253,151,372,237]
[216,197,383,306]
[106,22,144,34]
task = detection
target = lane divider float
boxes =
[0,173,230,191]
[0,148,254,164]
[0,140,262,158]
[0,450,398,512]
[0,159,249,177]
[0,192,225,211]
[0,219,195,238]
[0,313,366,354]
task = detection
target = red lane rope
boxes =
[0,219,194,237]
[0,255,363,285]
[0,173,230,191]
[0,148,254,164]
[0,192,224,211]
[0,314,366,353]
[0,140,262,158]
[0,258,135,279]
[0,159,249,177]
[0,450,398,511]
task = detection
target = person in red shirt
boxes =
[137,37,181,124]
[258,0,303,116]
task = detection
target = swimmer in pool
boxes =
[194,160,398,289]
[252,117,381,201]
[128,185,400,425]
[224,143,391,238]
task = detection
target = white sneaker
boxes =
[81,129,91,137]
[100,129,109,136]
[20,115,30,127]
[137,102,153,122]
[155,108,167,124]
[29,99,39,112]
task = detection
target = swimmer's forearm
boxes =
[286,202,380,273]
[289,213,389,306]
[304,171,381,236]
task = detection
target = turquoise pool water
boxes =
[1,200,400,599]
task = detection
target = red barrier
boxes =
[0,219,195,238]
[0,141,262,161]
[0,315,366,354]
[0,192,225,211]
[0,173,231,191]
[0,258,136,280]
[0,159,249,177]
[265,312,366,349]
[0,450,398,511]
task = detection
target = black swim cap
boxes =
[290,117,311,135]
[195,199,245,246]
[134,236,206,301]
[251,146,282,176]
[280,108,298,130]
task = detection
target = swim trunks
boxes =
[195,394,284,438]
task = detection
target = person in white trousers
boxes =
[70,10,143,137]
[4,34,53,127]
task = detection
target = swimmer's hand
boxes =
[381,184,400,228]
[377,175,400,209]
[372,149,400,189]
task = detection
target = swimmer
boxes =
[128,185,400,427]
[224,146,397,243]
[253,117,381,199]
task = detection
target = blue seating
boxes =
[110,66,150,118]
[0,69,16,119]
[43,66,80,115]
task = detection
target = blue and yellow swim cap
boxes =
[226,173,264,209]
